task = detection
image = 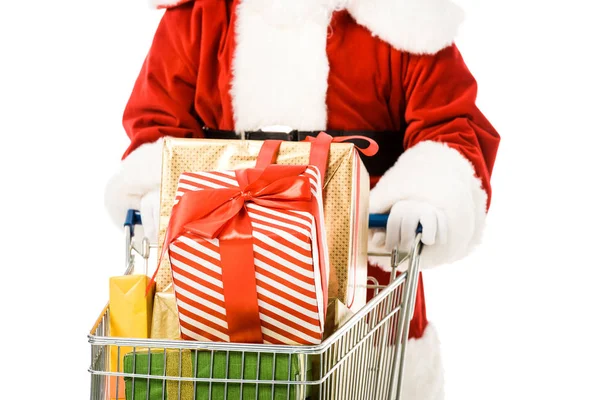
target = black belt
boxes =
[201,127,404,177]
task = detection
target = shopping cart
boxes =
[88,210,423,400]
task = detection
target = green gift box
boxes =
[123,350,311,400]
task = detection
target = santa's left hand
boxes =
[371,200,448,253]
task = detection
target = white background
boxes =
[1,0,599,398]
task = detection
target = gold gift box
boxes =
[323,299,355,339]
[155,137,369,313]
[150,289,181,340]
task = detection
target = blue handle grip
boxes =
[368,214,389,229]
[368,213,423,234]
[124,209,142,236]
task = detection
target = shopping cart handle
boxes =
[124,209,142,236]
[368,214,423,234]
[126,210,421,235]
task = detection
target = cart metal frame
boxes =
[88,211,422,400]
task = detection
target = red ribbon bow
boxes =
[155,165,316,343]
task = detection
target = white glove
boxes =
[371,200,448,253]
[369,141,489,268]
[103,139,163,242]
[139,188,160,244]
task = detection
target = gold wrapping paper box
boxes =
[324,299,355,339]
[155,137,369,313]
[150,290,181,340]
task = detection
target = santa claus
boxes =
[104,0,500,398]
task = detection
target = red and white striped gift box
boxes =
[167,166,329,345]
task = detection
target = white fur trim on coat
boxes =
[402,323,445,400]
[152,0,463,54]
[230,0,334,132]
[150,0,189,9]
[103,139,164,230]
[347,0,464,54]
[369,141,488,269]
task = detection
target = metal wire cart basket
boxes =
[88,211,423,400]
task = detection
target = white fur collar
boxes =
[150,0,189,9]
[347,0,464,54]
[152,0,463,54]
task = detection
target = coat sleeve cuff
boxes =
[104,139,164,229]
[369,140,488,268]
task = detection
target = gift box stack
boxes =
[108,133,372,399]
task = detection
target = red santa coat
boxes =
[105,0,500,398]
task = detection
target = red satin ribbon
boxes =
[307,133,333,187]
[255,140,282,169]
[304,133,380,186]
[303,133,380,156]
[153,165,314,343]
[254,132,379,188]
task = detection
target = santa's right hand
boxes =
[370,200,448,253]
[139,189,160,244]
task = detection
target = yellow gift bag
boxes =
[108,274,155,399]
